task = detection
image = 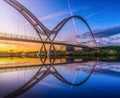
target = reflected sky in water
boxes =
[0,58,120,98]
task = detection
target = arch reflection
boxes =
[4,57,97,98]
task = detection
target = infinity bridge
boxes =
[3,0,97,55]
[0,32,95,49]
[2,1,97,98]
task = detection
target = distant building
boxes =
[82,47,91,52]
[10,50,13,53]
[66,45,75,52]
[60,45,66,51]
[109,50,114,54]
[61,45,84,52]
[21,52,26,56]
[75,47,82,51]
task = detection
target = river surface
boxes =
[0,57,120,98]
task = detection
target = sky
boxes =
[18,0,120,29]
[0,40,61,52]
[0,0,120,51]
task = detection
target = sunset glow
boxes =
[0,40,61,52]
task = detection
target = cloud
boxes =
[25,8,77,26]
[82,26,120,40]
[39,11,71,21]
[94,26,120,38]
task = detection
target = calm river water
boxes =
[0,57,120,98]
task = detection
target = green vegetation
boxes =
[0,46,120,59]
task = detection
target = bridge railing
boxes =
[0,32,41,41]
[0,32,92,48]
[0,32,66,43]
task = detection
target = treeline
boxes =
[98,46,120,56]
[0,46,120,57]
[99,46,120,51]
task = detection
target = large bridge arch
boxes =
[51,16,97,47]
[4,0,50,41]
[4,0,97,48]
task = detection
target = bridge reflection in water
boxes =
[0,0,119,97]
[0,57,97,98]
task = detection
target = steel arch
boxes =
[4,0,97,48]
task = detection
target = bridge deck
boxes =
[0,32,95,49]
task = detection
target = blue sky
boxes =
[19,0,120,29]
[0,0,120,46]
